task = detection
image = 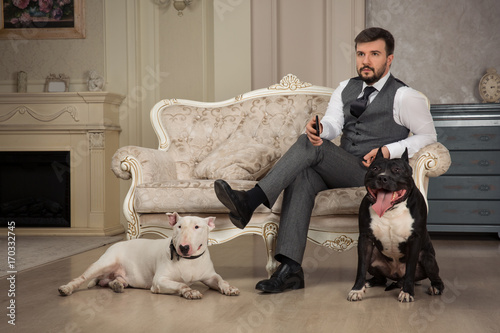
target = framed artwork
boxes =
[0,0,85,40]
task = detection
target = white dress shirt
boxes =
[320,72,437,158]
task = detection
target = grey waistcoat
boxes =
[340,75,409,158]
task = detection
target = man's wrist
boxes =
[382,146,390,158]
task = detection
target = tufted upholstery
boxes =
[154,94,329,180]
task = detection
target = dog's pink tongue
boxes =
[372,190,393,217]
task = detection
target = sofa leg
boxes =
[263,222,279,277]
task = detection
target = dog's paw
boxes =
[427,286,443,296]
[398,290,414,302]
[182,289,203,300]
[347,287,365,301]
[58,285,72,296]
[222,285,240,296]
[109,280,124,293]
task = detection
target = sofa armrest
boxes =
[111,146,178,239]
[111,146,177,184]
[410,142,451,206]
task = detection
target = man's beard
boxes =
[357,63,387,85]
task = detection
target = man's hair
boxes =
[355,27,395,56]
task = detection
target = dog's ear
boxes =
[166,212,180,227]
[401,148,409,163]
[206,217,216,231]
[375,147,385,160]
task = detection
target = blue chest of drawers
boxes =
[427,104,500,237]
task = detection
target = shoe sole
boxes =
[229,213,246,229]
[255,279,305,293]
[214,180,247,229]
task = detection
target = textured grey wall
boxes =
[367,0,500,104]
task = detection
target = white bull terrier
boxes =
[58,213,239,299]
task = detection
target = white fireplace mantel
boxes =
[0,92,125,236]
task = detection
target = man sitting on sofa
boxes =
[214,27,437,293]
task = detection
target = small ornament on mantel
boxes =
[87,70,104,92]
[17,71,27,93]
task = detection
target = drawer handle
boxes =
[479,210,491,217]
[479,184,490,191]
[479,135,490,142]
[478,160,490,167]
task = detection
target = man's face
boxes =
[356,39,393,85]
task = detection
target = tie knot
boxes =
[350,86,378,118]
[362,86,377,99]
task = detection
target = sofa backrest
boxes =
[150,74,333,179]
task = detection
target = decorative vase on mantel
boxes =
[17,71,27,93]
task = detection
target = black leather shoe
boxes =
[255,263,305,293]
[214,179,253,229]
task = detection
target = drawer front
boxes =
[447,151,500,175]
[428,200,498,225]
[436,126,500,150]
[427,176,500,200]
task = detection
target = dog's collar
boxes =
[169,240,206,261]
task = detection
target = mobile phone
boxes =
[315,115,320,137]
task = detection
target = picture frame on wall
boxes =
[0,0,85,40]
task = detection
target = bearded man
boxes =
[214,27,437,293]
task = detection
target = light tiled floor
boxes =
[1,233,499,333]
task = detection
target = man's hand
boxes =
[362,146,390,167]
[306,117,323,146]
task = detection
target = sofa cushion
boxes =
[135,179,365,216]
[193,134,281,180]
[134,179,272,214]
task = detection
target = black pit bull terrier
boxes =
[347,148,444,302]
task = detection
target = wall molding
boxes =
[326,0,365,87]
[252,0,365,88]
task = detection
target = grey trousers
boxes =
[258,134,367,264]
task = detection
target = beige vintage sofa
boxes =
[111,74,451,276]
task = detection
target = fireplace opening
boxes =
[0,151,71,228]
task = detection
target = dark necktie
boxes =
[350,86,377,118]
